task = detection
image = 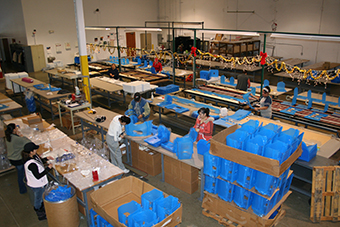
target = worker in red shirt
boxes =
[153,58,162,73]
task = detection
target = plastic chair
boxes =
[277,81,286,92]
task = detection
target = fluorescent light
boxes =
[271,33,340,42]
[125,28,162,32]
[85,27,111,31]
[197,30,259,36]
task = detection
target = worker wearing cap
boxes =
[251,86,272,118]
[128,92,150,122]
[153,58,162,73]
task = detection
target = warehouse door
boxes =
[140,33,152,51]
[126,32,136,56]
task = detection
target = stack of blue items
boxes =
[298,142,318,162]
[117,189,181,227]
[144,125,170,147]
[213,109,251,128]
[155,84,179,95]
[200,69,219,80]
[33,84,61,92]
[156,95,189,114]
[44,185,73,202]
[125,120,153,137]
[203,121,303,217]
[108,56,130,65]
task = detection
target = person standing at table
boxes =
[128,92,150,122]
[236,73,250,91]
[251,86,272,118]
[194,107,214,141]
[153,58,163,73]
[107,63,120,80]
[106,115,131,173]
[22,142,54,221]
[5,123,31,194]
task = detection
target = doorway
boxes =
[140,33,152,50]
[126,32,136,56]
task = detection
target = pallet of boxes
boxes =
[202,120,303,227]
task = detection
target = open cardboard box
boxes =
[22,115,44,131]
[90,176,182,227]
[210,124,302,177]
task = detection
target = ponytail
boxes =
[5,123,16,142]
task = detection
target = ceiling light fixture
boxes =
[85,27,111,31]
[270,33,340,42]
[196,30,259,36]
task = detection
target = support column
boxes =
[193,29,197,87]
[260,34,267,97]
[74,0,91,103]
[172,24,176,85]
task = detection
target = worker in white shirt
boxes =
[106,115,131,173]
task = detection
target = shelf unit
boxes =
[210,39,260,57]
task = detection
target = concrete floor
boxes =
[0,67,339,226]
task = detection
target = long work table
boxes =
[10,77,71,120]
[45,68,85,88]
[4,114,124,226]
[0,93,23,116]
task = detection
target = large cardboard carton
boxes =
[202,191,291,227]
[210,125,302,177]
[90,176,182,227]
[22,115,44,131]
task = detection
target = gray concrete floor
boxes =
[0,67,338,226]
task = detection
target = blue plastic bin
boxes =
[144,136,162,147]
[282,172,294,197]
[219,159,238,182]
[241,119,260,129]
[263,123,282,134]
[129,210,158,227]
[90,209,114,227]
[244,135,267,155]
[254,171,278,197]
[251,191,279,217]
[197,139,210,155]
[263,141,289,164]
[281,128,300,140]
[209,69,219,78]
[203,152,221,178]
[141,189,164,211]
[200,70,210,80]
[204,175,217,194]
[216,178,234,202]
[226,129,249,150]
[298,142,317,162]
[173,137,194,160]
[236,164,256,189]
[125,120,152,137]
[117,201,142,227]
[160,141,174,152]
[155,196,181,221]
[257,127,276,141]
[233,185,253,209]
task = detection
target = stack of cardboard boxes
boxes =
[131,141,161,176]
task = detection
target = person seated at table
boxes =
[153,58,163,73]
[5,123,31,194]
[106,115,131,174]
[194,107,214,141]
[128,92,150,122]
[250,86,272,118]
[236,73,250,91]
[107,64,119,80]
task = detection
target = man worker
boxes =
[128,92,150,122]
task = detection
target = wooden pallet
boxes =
[310,166,340,222]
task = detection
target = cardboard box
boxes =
[130,142,161,176]
[210,125,302,177]
[62,114,80,130]
[22,115,44,131]
[202,191,291,227]
[75,187,94,216]
[164,156,199,194]
[90,176,182,227]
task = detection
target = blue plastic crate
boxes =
[129,210,158,227]
[251,191,279,217]
[144,136,162,147]
[254,171,279,197]
[117,201,142,227]
[216,178,234,202]
[257,127,276,141]
[244,135,268,156]
[90,209,114,227]
[233,185,253,209]
[226,129,249,150]
[236,164,256,190]
[263,123,282,134]
[197,139,210,155]
[141,189,164,211]
[281,128,300,140]
[173,137,193,160]
[298,142,317,162]
[200,70,210,80]
[282,172,294,196]
[263,141,289,164]
[204,175,217,194]
[219,159,238,182]
[155,196,181,221]
[203,152,221,178]
[126,120,153,137]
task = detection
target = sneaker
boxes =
[123,169,130,174]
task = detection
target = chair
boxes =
[277,81,286,92]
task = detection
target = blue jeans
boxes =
[15,164,27,194]
[31,186,46,209]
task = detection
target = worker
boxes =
[107,63,120,80]
[152,58,162,73]
[22,142,54,221]
[194,107,214,141]
[251,86,272,118]
[106,115,131,173]
[5,123,31,194]
[128,92,150,122]
[236,73,250,91]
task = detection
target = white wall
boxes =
[159,0,340,64]
[0,0,27,45]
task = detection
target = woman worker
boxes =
[5,123,31,194]
[152,58,163,73]
[251,86,272,118]
[194,107,215,141]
